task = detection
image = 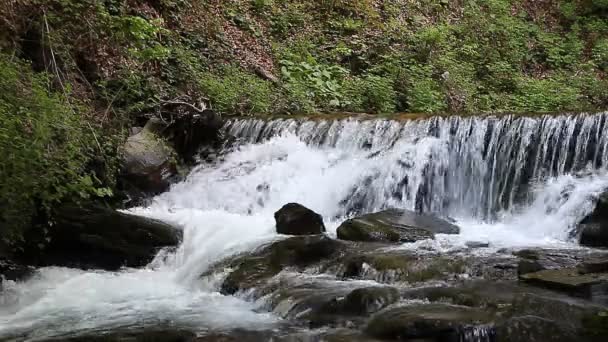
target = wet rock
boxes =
[579,223,608,248]
[509,292,607,334]
[577,190,608,247]
[515,249,580,276]
[275,203,326,235]
[495,315,578,342]
[0,258,34,282]
[38,205,181,270]
[365,303,494,341]
[221,235,343,295]
[59,329,197,341]
[341,252,466,284]
[579,256,608,274]
[341,286,400,315]
[466,241,490,249]
[402,281,539,310]
[164,108,223,163]
[121,118,177,197]
[336,209,459,243]
[519,268,608,304]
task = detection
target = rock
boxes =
[164,108,223,163]
[364,303,494,341]
[0,258,34,282]
[220,235,343,295]
[37,205,181,270]
[341,252,466,284]
[466,241,490,249]
[579,223,608,248]
[122,118,177,197]
[509,292,608,336]
[336,209,459,243]
[515,249,581,276]
[579,256,608,274]
[495,316,578,342]
[577,190,608,247]
[341,286,400,315]
[58,328,197,341]
[402,281,539,310]
[274,203,326,235]
[519,268,608,304]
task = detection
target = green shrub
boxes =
[199,66,274,115]
[343,75,396,113]
[509,76,581,112]
[0,56,112,251]
[592,38,608,70]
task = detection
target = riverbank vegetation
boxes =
[1,0,607,250]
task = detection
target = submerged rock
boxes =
[365,303,494,341]
[336,209,459,243]
[39,205,181,270]
[221,235,343,295]
[274,203,326,235]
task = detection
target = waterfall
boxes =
[224,112,608,220]
[2,113,608,340]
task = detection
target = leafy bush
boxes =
[509,76,581,112]
[343,75,397,113]
[592,38,608,70]
[0,56,112,251]
[280,59,349,109]
[199,66,274,115]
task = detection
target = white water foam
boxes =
[2,122,608,339]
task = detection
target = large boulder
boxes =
[37,205,181,270]
[220,235,343,295]
[578,190,608,247]
[121,118,177,198]
[336,209,459,243]
[274,203,326,235]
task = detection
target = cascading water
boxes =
[1,112,608,340]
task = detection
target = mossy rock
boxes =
[365,303,494,340]
[519,268,608,303]
[221,235,345,295]
[336,209,459,243]
[342,253,466,283]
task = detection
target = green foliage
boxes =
[509,76,581,112]
[0,56,113,250]
[592,38,608,70]
[343,75,396,113]
[280,59,349,109]
[199,66,274,116]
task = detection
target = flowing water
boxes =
[2,113,608,340]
